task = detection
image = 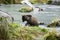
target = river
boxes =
[0,4,60,31]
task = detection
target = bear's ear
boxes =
[27,15,32,17]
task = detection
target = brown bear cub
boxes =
[22,15,44,26]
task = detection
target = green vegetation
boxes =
[0,22,48,40]
[47,21,57,27]
[29,0,39,4]
[3,0,12,4]
[47,0,52,4]
[0,0,22,4]
[0,17,48,40]
[0,17,60,40]
[0,0,49,4]
[29,0,49,4]
[8,23,48,40]
[0,17,9,40]
[47,18,60,27]
[43,30,60,40]
[19,6,33,12]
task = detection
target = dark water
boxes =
[0,4,60,31]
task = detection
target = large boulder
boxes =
[0,10,14,23]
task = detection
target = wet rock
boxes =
[35,7,43,11]
[47,20,60,27]
[39,23,45,25]
[19,6,33,12]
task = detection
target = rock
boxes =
[47,0,60,5]
[47,20,60,27]
[19,6,33,12]
[35,7,43,11]
[0,10,14,23]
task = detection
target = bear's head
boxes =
[22,15,32,22]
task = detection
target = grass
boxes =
[0,17,60,40]
[43,30,60,40]
[0,22,48,40]
[7,23,48,40]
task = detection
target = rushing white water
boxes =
[21,0,35,8]
[21,0,41,13]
